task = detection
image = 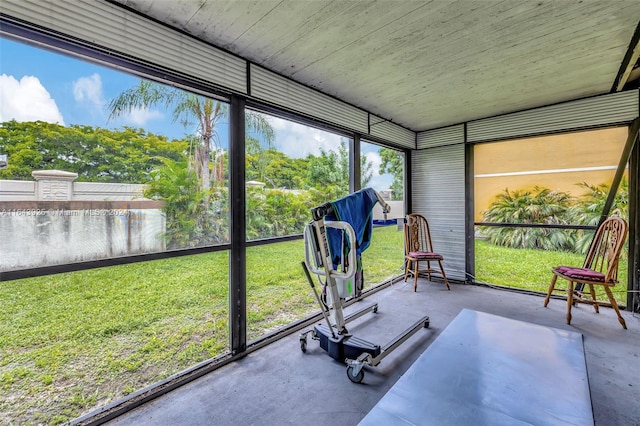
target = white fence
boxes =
[0,171,165,272]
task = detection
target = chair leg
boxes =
[544,274,557,307]
[404,259,411,283]
[566,281,574,325]
[413,260,419,292]
[604,286,627,329]
[438,260,450,290]
[588,284,599,313]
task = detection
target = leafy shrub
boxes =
[144,160,228,249]
[570,178,628,254]
[480,180,628,253]
[147,161,347,245]
[245,187,346,239]
[480,186,576,250]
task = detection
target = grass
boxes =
[0,253,231,425]
[3,227,630,424]
[0,226,404,425]
[475,239,629,304]
[244,226,406,340]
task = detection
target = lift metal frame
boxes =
[300,195,430,383]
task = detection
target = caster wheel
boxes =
[424,320,430,328]
[300,338,307,353]
[372,306,378,314]
[346,365,364,383]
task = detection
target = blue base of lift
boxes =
[314,323,381,362]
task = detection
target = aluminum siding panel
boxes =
[369,116,415,149]
[468,90,639,143]
[250,65,369,134]
[412,144,466,280]
[417,124,465,149]
[1,0,247,94]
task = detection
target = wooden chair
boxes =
[544,215,628,329]
[404,213,450,291]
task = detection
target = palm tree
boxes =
[570,178,628,254]
[480,186,576,251]
[108,80,274,191]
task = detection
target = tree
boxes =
[246,142,309,189]
[144,159,228,248]
[570,178,628,254]
[306,139,372,194]
[307,146,340,187]
[108,80,274,190]
[480,186,576,251]
[246,136,271,184]
[0,120,188,182]
[360,154,373,188]
[264,151,309,189]
[379,148,404,200]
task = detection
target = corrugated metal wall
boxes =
[417,124,465,149]
[250,65,369,135]
[0,0,248,94]
[369,115,416,149]
[411,144,466,281]
[467,90,639,143]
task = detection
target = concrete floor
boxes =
[107,279,640,426]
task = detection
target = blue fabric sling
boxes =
[325,188,380,266]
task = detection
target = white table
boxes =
[359,309,593,425]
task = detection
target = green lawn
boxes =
[0,226,404,425]
[475,239,629,304]
[2,228,629,424]
[0,253,231,425]
[245,225,405,339]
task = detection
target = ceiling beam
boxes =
[612,21,640,92]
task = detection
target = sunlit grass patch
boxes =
[475,239,628,303]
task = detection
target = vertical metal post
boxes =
[628,133,639,311]
[598,119,639,226]
[405,150,412,214]
[577,119,638,294]
[465,138,475,285]
[350,134,361,192]
[229,95,246,355]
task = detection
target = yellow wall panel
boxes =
[474,127,628,221]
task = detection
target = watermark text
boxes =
[0,208,131,217]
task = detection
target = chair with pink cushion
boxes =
[404,213,450,291]
[544,215,628,329]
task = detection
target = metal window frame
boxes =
[469,120,640,309]
[465,131,474,285]
[629,135,640,311]
[229,95,247,355]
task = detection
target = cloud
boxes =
[72,73,104,108]
[124,107,164,126]
[268,115,343,158]
[368,173,393,192]
[364,151,382,175]
[0,74,65,124]
[363,150,394,191]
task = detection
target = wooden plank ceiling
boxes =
[113,0,640,132]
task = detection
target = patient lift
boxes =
[300,188,430,383]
